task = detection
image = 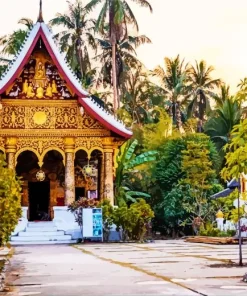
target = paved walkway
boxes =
[1,241,247,295]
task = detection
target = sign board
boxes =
[82,208,103,239]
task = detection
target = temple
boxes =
[0,3,131,240]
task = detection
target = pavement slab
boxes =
[1,240,247,295]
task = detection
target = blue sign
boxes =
[92,208,103,238]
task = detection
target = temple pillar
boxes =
[5,137,17,170]
[103,137,114,205]
[64,137,75,205]
[99,154,104,200]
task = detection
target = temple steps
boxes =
[27,222,55,227]
[26,227,58,232]
[19,230,65,237]
[11,221,77,245]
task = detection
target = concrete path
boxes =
[1,241,247,295]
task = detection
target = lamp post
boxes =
[238,177,243,266]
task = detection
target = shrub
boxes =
[98,199,114,242]
[199,223,236,237]
[113,199,154,241]
[68,197,154,242]
[0,155,22,246]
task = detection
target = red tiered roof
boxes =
[0,21,132,139]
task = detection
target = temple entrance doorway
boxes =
[16,149,65,220]
[28,181,50,221]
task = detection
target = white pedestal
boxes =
[12,207,28,236]
[216,217,224,231]
[53,206,81,239]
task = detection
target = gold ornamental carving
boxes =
[33,111,47,125]
[16,137,64,154]
[104,151,114,205]
[78,112,104,130]
[0,137,5,152]
[55,107,77,129]
[65,152,75,205]
[4,51,74,100]
[26,106,54,129]
[15,137,65,167]
[1,106,25,128]
[75,137,103,156]
[0,100,107,134]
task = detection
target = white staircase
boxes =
[11,222,77,245]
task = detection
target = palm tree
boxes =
[119,64,166,125]
[0,18,33,58]
[187,60,221,132]
[204,98,241,164]
[95,34,151,94]
[213,84,232,107]
[153,55,189,133]
[49,0,97,80]
[85,0,153,111]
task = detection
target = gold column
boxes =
[99,154,104,200]
[64,137,75,205]
[102,137,114,205]
[5,137,17,170]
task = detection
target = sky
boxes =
[1,0,247,93]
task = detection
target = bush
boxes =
[0,155,22,246]
[199,223,236,237]
[113,199,154,241]
[68,197,154,242]
[98,199,114,241]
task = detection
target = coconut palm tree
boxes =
[119,64,166,125]
[0,18,33,58]
[95,34,151,93]
[49,0,97,81]
[85,0,153,111]
[153,55,189,133]
[187,60,221,132]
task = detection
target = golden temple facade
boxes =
[0,9,132,221]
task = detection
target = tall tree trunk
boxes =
[112,42,119,111]
[175,102,185,134]
[77,46,84,80]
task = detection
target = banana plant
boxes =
[115,139,157,205]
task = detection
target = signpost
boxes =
[82,208,103,241]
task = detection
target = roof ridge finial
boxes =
[37,0,44,23]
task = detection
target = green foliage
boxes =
[187,60,221,130]
[181,139,217,229]
[0,155,22,246]
[221,119,247,180]
[113,199,154,241]
[115,139,157,205]
[204,98,241,167]
[68,197,153,242]
[98,199,114,241]
[140,108,173,150]
[213,189,245,223]
[152,133,220,235]
[181,141,215,192]
[199,223,236,237]
[49,0,97,81]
